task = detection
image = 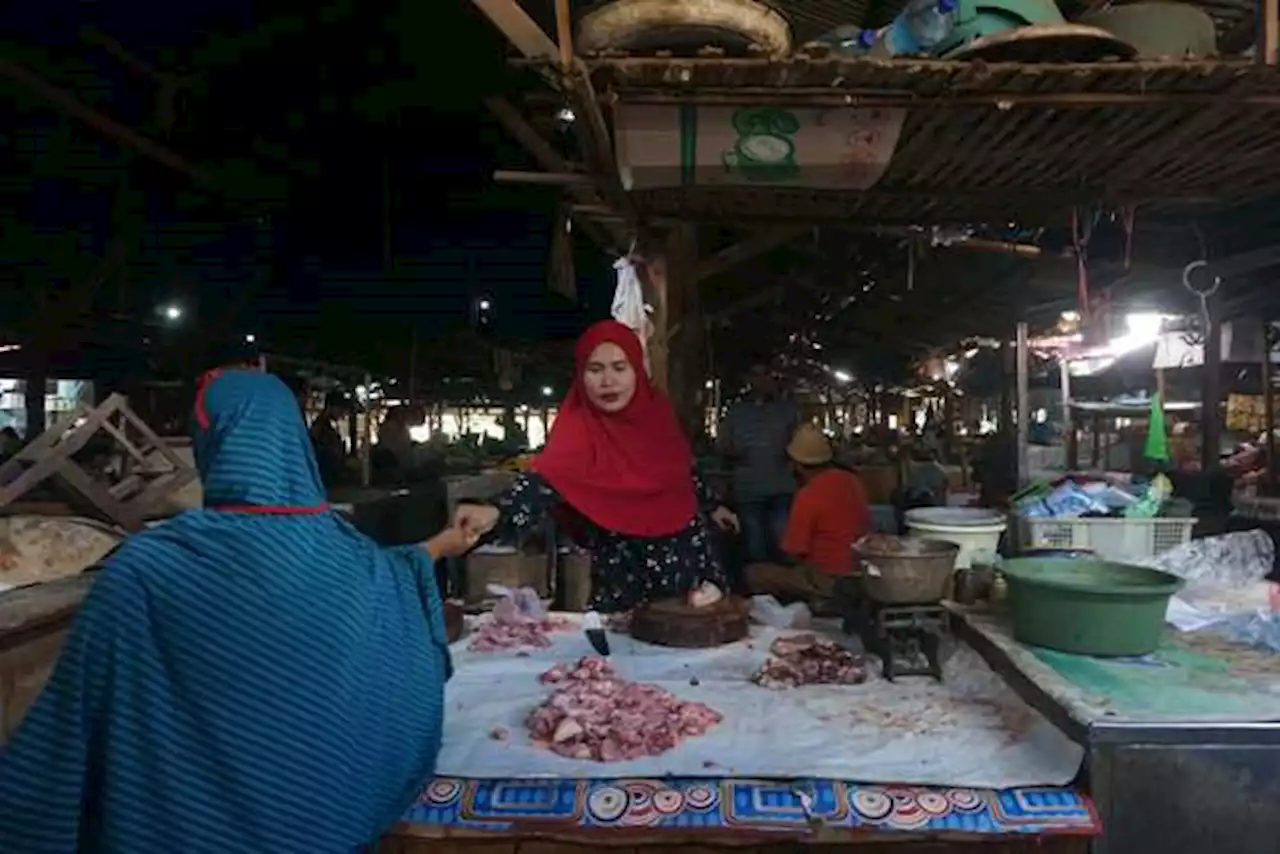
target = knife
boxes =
[583,610,610,657]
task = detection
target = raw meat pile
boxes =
[527,657,722,761]
[467,597,573,651]
[752,633,868,690]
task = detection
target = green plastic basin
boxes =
[1000,557,1184,657]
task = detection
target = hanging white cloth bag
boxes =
[610,256,652,376]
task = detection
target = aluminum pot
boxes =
[854,535,961,605]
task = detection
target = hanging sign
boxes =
[615,104,906,190]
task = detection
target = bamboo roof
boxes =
[560,56,1280,226]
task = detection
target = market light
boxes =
[1126,312,1164,338]
[832,369,852,383]
[478,298,492,311]
[1060,310,1081,324]
[244,333,256,344]
[557,107,576,123]
[1106,311,1168,356]
[160,304,183,322]
[541,386,554,397]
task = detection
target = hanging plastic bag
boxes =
[486,584,546,621]
[749,594,813,629]
[611,256,650,374]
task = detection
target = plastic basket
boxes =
[1018,516,1196,561]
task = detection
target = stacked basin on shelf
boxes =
[904,507,1008,569]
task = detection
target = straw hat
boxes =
[786,423,833,466]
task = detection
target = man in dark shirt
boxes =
[718,365,798,562]
[310,392,349,490]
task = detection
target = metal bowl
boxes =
[854,536,961,604]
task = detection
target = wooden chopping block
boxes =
[630,595,750,648]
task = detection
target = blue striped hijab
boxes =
[0,370,452,853]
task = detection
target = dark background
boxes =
[2,0,612,382]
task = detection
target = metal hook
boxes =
[1181,259,1220,298]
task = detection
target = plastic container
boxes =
[874,0,958,56]
[904,507,1007,569]
[1019,515,1196,561]
[1000,557,1184,656]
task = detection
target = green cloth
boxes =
[1144,392,1170,461]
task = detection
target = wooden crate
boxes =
[559,551,591,611]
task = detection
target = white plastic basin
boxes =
[904,507,1007,569]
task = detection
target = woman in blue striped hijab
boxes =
[0,368,467,853]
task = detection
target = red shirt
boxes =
[781,468,874,576]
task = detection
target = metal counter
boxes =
[954,607,1280,854]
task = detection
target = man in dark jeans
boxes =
[718,364,798,563]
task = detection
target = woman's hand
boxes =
[710,505,740,533]
[424,526,477,561]
[453,503,500,540]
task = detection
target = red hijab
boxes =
[533,320,697,537]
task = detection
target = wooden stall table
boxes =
[380,611,1098,854]
[1,585,1098,853]
[379,776,1095,853]
[0,574,93,742]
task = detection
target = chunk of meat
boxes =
[687,581,723,609]
[528,657,722,761]
[467,615,574,652]
[752,634,867,690]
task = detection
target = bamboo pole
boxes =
[0,58,211,182]
[554,0,574,72]
[606,88,1280,109]
[493,169,594,186]
[1265,0,1279,65]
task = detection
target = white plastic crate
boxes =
[1019,516,1196,561]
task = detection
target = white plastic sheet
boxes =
[438,620,1084,789]
[1136,530,1280,649]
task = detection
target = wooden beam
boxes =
[494,169,592,185]
[554,0,574,71]
[0,58,211,183]
[1265,0,1279,65]
[470,0,558,60]
[484,97,622,251]
[604,88,1280,108]
[695,227,809,282]
[485,97,573,171]
[563,66,638,230]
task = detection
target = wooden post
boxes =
[361,373,373,488]
[1263,318,1276,494]
[1015,322,1030,486]
[1201,292,1224,472]
[1061,355,1077,470]
[662,223,703,436]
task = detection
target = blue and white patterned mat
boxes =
[403,777,1099,836]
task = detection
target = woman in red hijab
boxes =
[456,320,738,611]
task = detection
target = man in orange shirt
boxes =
[745,423,874,611]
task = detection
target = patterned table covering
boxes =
[402,777,1100,837]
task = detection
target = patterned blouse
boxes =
[492,471,726,613]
